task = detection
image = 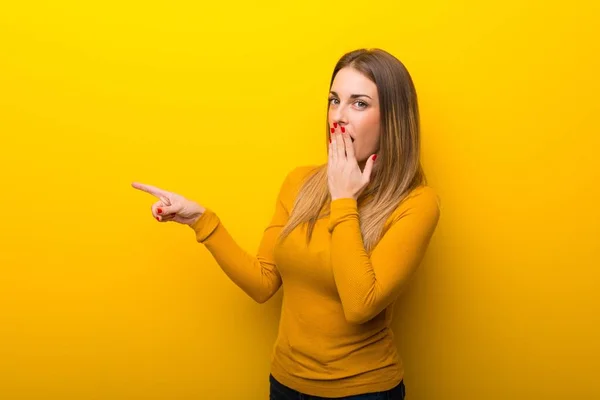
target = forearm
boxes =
[328,199,386,323]
[191,209,281,304]
[328,188,441,324]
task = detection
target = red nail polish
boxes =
[157,208,162,214]
[372,154,377,161]
[333,122,338,128]
[330,128,335,133]
[156,216,160,221]
[341,127,345,133]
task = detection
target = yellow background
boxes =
[1,0,598,399]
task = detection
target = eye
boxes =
[355,100,368,108]
[328,97,339,105]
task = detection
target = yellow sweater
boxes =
[190,165,441,397]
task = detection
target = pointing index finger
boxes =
[131,182,170,198]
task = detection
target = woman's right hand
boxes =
[131,182,206,226]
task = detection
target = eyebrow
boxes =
[329,91,372,100]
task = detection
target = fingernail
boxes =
[156,216,160,221]
[157,208,162,214]
[372,154,377,161]
[341,127,345,133]
[330,128,335,133]
[333,122,338,128]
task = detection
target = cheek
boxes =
[355,112,380,144]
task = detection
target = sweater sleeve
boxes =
[328,186,441,324]
[188,167,301,304]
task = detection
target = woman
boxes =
[132,48,440,399]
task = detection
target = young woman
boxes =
[133,48,440,399]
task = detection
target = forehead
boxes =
[331,67,378,97]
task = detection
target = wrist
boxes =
[187,207,206,228]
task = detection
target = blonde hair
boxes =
[279,48,427,253]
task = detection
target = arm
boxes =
[328,186,441,324]
[189,168,300,304]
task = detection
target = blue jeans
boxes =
[269,374,406,400]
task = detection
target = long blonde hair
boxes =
[279,48,427,253]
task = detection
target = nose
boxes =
[331,105,348,126]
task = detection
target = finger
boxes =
[335,128,346,160]
[363,153,377,181]
[157,203,179,217]
[343,131,355,161]
[131,182,171,199]
[157,213,177,222]
[151,200,169,220]
[331,129,338,163]
[328,135,334,166]
[159,195,172,206]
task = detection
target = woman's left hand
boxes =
[327,124,377,201]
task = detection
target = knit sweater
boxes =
[190,165,441,397]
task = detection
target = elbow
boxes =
[341,293,384,324]
[250,287,278,304]
[342,306,377,325]
[253,294,270,304]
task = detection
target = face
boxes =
[328,67,381,164]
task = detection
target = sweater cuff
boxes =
[328,198,359,233]
[189,208,221,243]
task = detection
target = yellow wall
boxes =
[1,1,598,399]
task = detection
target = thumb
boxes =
[363,153,377,180]
[157,203,180,216]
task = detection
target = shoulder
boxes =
[281,164,322,190]
[275,164,322,205]
[403,185,441,208]
[389,185,441,224]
